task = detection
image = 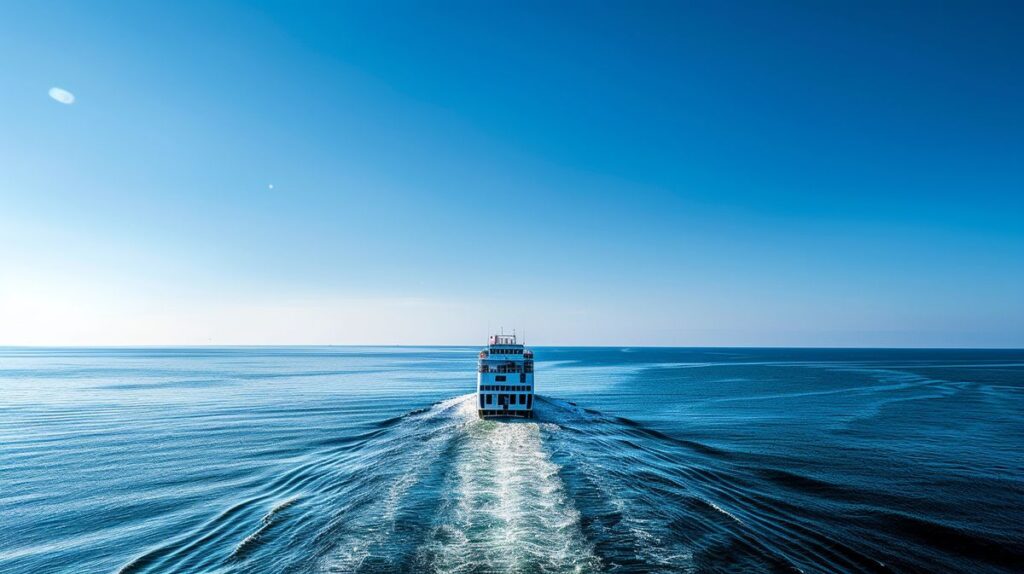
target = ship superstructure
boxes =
[477,333,534,418]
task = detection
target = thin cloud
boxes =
[48,87,75,104]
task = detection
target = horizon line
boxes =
[1,344,1022,351]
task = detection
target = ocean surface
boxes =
[1,347,1022,574]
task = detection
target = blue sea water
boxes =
[1,347,1022,573]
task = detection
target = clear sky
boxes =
[1,1,1022,347]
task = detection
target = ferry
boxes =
[477,333,534,418]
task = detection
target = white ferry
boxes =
[477,333,534,418]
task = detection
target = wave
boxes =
[230,497,300,560]
[113,394,1021,574]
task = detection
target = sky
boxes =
[1,1,1022,347]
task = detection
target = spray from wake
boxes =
[312,396,598,572]
[417,399,600,572]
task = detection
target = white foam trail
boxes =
[537,397,695,570]
[422,404,600,572]
[320,396,472,572]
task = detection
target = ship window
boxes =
[519,394,525,405]
[520,373,526,383]
[526,395,533,409]
[486,394,493,405]
[495,375,506,382]
[480,395,484,408]
[510,394,517,405]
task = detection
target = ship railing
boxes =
[478,366,532,374]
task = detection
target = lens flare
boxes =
[48,87,75,104]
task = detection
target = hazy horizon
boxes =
[2,2,1022,347]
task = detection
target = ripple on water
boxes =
[6,347,1022,574]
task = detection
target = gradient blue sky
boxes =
[1,1,1022,346]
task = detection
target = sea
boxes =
[1,346,1022,574]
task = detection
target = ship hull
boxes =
[478,409,534,419]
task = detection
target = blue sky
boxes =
[1,1,1022,346]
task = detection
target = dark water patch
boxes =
[546,399,738,460]
[868,510,1024,569]
[310,427,392,449]
[752,467,866,500]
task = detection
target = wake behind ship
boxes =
[477,334,534,418]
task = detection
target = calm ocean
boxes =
[1,347,1021,573]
